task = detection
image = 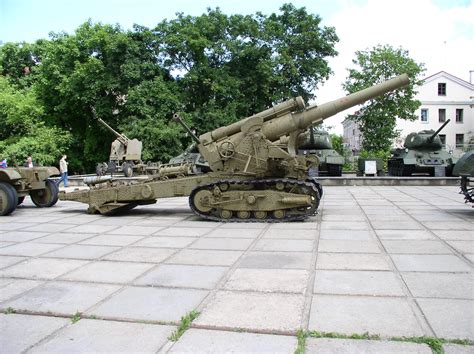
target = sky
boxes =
[1,0,473,134]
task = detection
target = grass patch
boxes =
[71,312,82,324]
[295,329,307,354]
[308,331,380,340]
[168,310,200,342]
[5,307,16,314]
[391,336,443,354]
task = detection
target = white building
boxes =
[343,71,474,155]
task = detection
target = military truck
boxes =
[60,74,410,221]
[452,150,474,205]
[388,119,456,176]
[298,127,344,176]
[0,166,60,216]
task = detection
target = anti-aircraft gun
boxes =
[388,119,457,176]
[95,114,143,177]
[60,74,409,222]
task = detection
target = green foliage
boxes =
[0,76,71,166]
[71,312,82,323]
[168,310,200,341]
[343,44,425,155]
[5,307,16,314]
[295,330,307,354]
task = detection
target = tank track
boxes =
[459,177,474,204]
[189,178,321,222]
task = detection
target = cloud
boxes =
[314,0,474,134]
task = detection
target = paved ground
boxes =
[0,185,472,353]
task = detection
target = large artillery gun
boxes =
[60,74,409,221]
[388,119,457,176]
[452,150,474,205]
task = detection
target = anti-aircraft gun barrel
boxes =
[97,117,129,146]
[428,119,450,142]
[261,74,410,141]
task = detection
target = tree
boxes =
[0,76,71,165]
[343,44,425,154]
[155,4,339,134]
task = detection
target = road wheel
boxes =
[17,196,25,205]
[30,180,59,207]
[0,182,18,216]
[122,162,133,177]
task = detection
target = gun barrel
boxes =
[261,74,410,141]
[429,119,450,141]
[98,118,129,145]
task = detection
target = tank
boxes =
[168,144,211,174]
[298,128,344,176]
[452,150,474,204]
[60,74,410,222]
[94,109,143,177]
[388,119,457,176]
[0,166,60,216]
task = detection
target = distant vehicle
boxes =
[388,119,457,176]
[0,166,60,216]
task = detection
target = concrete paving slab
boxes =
[371,221,425,230]
[195,290,304,332]
[165,249,243,266]
[447,241,474,254]
[382,240,453,254]
[43,244,120,260]
[313,270,405,296]
[465,254,474,262]
[0,222,35,231]
[433,230,474,241]
[79,234,144,246]
[267,221,318,229]
[168,328,297,352]
[0,242,64,257]
[309,295,424,337]
[90,286,207,322]
[321,221,370,230]
[252,239,314,252]
[134,264,227,289]
[375,230,435,240]
[60,260,154,284]
[426,221,474,231]
[34,232,97,244]
[2,281,120,315]
[0,231,49,242]
[223,268,309,293]
[189,237,254,250]
[21,223,76,233]
[443,344,474,354]
[322,214,366,221]
[0,279,43,302]
[102,246,177,263]
[66,224,120,234]
[0,314,68,353]
[135,236,196,248]
[318,240,380,253]
[104,225,161,236]
[391,254,471,272]
[417,298,473,339]
[319,230,374,240]
[204,228,263,238]
[155,227,214,237]
[0,255,27,269]
[0,241,14,248]
[402,273,473,299]
[305,338,432,353]
[238,251,312,269]
[0,258,89,279]
[316,253,391,270]
[31,319,175,353]
[261,228,317,240]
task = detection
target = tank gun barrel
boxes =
[428,119,450,142]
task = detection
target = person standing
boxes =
[24,156,34,167]
[58,155,69,187]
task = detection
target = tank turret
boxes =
[403,119,450,150]
[61,74,409,221]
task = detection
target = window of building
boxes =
[438,108,446,123]
[438,83,446,96]
[456,109,463,123]
[420,109,428,122]
[438,134,446,147]
[456,134,464,148]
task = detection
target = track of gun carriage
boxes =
[459,176,474,204]
[189,178,322,222]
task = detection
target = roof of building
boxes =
[422,71,474,90]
